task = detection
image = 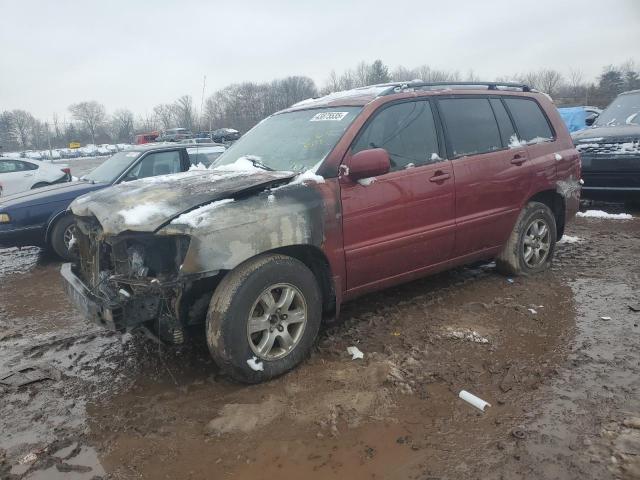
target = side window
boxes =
[21,161,38,171]
[352,100,440,171]
[438,98,502,157]
[490,99,516,147]
[503,98,554,143]
[0,161,18,173]
[125,151,182,180]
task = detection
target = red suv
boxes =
[62,82,581,383]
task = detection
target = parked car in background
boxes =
[584,106,603,126]
[61,81,580,383]
[0,158,71,196]
[186,144,226,166]
[558,106,604,133]
[135,132,159,144]
[0,143,214,259]
[156,128,193,142]
[179,138,218,144]
[211,128,240,142]
[572,89,640,201]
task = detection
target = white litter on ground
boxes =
[444,328,489,344]
[246,356,264,371]
[347,346,364,360]
[558,235,582,244]
[600,316,612,321]
[459,390,491,412]
[577,210,633,220]
[528,308,538,315]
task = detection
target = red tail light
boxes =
[62,168,71,174]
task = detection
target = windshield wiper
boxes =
[246,157,274,171]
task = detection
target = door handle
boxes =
[429,171,451,183]
[510,154,527,166]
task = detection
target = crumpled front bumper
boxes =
[60,263,124,331]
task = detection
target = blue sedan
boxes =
[0,143,224,260]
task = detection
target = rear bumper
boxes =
[60,263,125,331]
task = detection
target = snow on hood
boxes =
[70,169,295,235]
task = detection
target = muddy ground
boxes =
[1,202,639,480]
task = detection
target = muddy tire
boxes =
[496,201,557,276]
[206,253,322,383]
[50,215,77,261]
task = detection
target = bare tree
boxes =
[68,101,106,144]
[110,109,135,143]
[538,69,563,96]
[174,95,195,131]
[153,104,176,130]
[9,110,35,148]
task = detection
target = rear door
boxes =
[0,160,34,195]
[340,99,456,290]
[503,96,558,187]
[437,96,532,257]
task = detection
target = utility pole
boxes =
[45,121,53,161]
[199,75,207,134]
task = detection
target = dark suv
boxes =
[572,89,640,201]
[61,82,580,383]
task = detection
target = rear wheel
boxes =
[496,201,557,276]
[206,253,321,383]
[50,216,77,261]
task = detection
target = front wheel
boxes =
[206,254,322,383]
[496,201,557,276]
[50,216,77,261]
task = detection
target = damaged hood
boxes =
[70,169,296,235]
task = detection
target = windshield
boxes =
[83,151,141,183]
[212,106,362,172]
[595,92,640,127]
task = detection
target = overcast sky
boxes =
[1,0,638,120]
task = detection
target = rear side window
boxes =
[438,98,502,157]
[503,98,554,143]
[352,100,440,170]
[490,99,516,147]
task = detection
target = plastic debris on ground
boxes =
[459,390,492,412]
[346,346,364,360]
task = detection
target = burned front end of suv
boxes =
[62,216,193,342]
[61,169,330,343]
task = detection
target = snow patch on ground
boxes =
[443,328,489,344]
[171,199,234,227]
[558,235,582,244]
[118,203,169,226]
[577,210,633,220]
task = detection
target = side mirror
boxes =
[585,113,598,126]
[345,148,390,182]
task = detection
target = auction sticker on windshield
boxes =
[310,111,350,121]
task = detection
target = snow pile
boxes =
[291,169,325,185]
[577,210,633,220]
[557,235,582,244]
[189,162,208,171]
[214,156,265,173]
[118,203,169,226]
[357,177,376,186]
[509,135,525,148]
[171,199,234,227]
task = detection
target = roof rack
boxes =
[378,81,532,95]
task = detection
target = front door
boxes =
[340,99,456,291]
